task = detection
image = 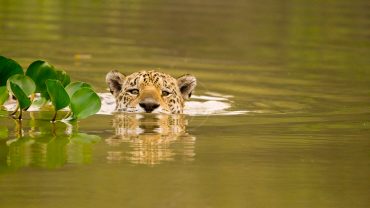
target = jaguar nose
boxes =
[139,98,160,113]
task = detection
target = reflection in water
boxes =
[106,113,196,165]
[0,118,101,170]
[0,0,369,207]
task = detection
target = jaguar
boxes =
[106,70,197,114]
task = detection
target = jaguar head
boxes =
[106,70,196,114]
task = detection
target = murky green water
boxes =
[1,0,370,207]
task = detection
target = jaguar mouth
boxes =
[117,107,170,114]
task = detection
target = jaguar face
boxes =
[106,70,196,114]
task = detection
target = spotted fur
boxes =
[106,70,196,114]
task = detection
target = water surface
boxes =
[0,0,370,207]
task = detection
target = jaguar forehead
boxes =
[125,71,176,88]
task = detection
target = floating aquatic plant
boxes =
[0,86,8,105]
[0,56,23,86]
[25,60,57,99]
[7,74,36,119]
[70,87,101,119]
[0,55,101,122]
[46,79,70,122]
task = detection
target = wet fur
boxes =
[106,70,196,114]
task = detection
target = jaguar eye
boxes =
[162,90,171,96]
[127,89,139,95]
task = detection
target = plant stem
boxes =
[63,111,72,119]
[18,109,22,120]
[51,110,57,122]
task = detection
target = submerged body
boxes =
[106,70,197,114]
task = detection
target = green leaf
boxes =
[46,79,70,111]
[25,60,57,96]
[7,74,36,96]
[0,56,24,86]
[56,70,71,87]
[0,86,8,105]
[70,88,101,119]
[9,82,32,110]
[65,82,92,98]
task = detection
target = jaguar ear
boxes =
[106,70,125,96]
[177,74,197,100]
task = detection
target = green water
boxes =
[1,0,370,207]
